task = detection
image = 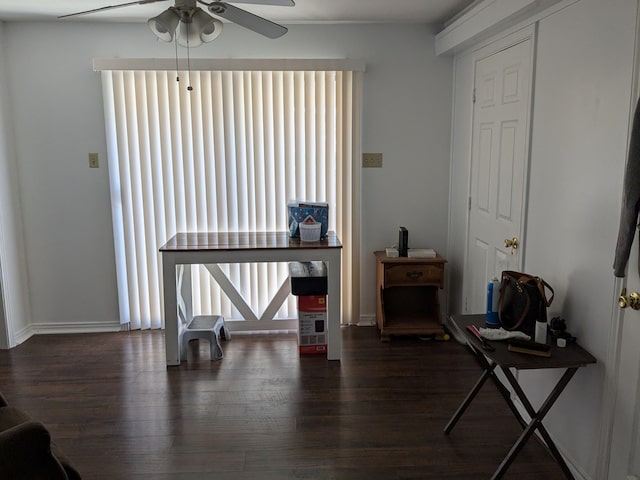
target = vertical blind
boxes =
[98,61,362,330]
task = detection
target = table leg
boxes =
[494,367,578,480]
[162,253,180,366]
[444,349,498,433]
[326,255,342,361]
[445,344,526,434]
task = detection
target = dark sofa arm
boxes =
[0,420,70,479]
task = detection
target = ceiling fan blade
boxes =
[227,0,294,6]
[58,0,167,19]
[207,2,287,38]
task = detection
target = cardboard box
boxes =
[288,201,329,238]
[297,295,327,355]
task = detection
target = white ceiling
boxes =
[0,0,477,26]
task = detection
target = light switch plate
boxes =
[88,153,99,168]
[362,153,383,168]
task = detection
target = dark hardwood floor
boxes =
[0,326,566,479]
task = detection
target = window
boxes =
[97,59,362,330]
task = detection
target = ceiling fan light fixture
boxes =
[191,9,223,43]
[177,20,202,48]
[148,8,180,42]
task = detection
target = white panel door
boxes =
[608,241,640,480]
[464,37,533,314]
[609,126,640,478]
[608,5,640,475]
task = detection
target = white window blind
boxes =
[99,62,361,330]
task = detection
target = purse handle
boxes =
[501,270,555,306]
[536,277,554,307]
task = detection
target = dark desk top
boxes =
[451,314,597,370]
[160,231,342,252]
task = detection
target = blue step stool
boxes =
[180,315,230,361]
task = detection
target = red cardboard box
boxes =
[297,295,327,355]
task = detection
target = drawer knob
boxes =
[406,271,423,280]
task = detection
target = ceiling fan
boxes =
[59,0,295,47]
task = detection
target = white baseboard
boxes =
[31,321,123,335]
[356,315,376,327]
[5,321,122,349]
[11,324,34,347]
[11,316,376,347]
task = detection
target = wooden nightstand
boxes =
[374,251,447,342]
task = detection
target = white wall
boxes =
[0,21,31,346]
[523,0,636,475]
[448,0,637,477]
[0,21,454,334]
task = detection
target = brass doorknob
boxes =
[619,288,628,308]
[619,288,640,310]
[504,237,520,249]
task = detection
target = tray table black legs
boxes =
[444,343,578,479]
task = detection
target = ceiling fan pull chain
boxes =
[175,35,180,84]
[186,22,193,91]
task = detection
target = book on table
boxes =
[507,339,552,357]
[407,248,437,258]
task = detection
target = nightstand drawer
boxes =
[384,264,444,287]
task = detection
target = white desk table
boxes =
[160,231,343,366]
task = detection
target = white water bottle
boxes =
[535,320,548,344]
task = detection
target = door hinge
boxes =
[472,88,476,104]
[468,196,472,211]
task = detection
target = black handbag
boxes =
[498,271,554,336]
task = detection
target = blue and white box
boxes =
[287,201,329,238]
